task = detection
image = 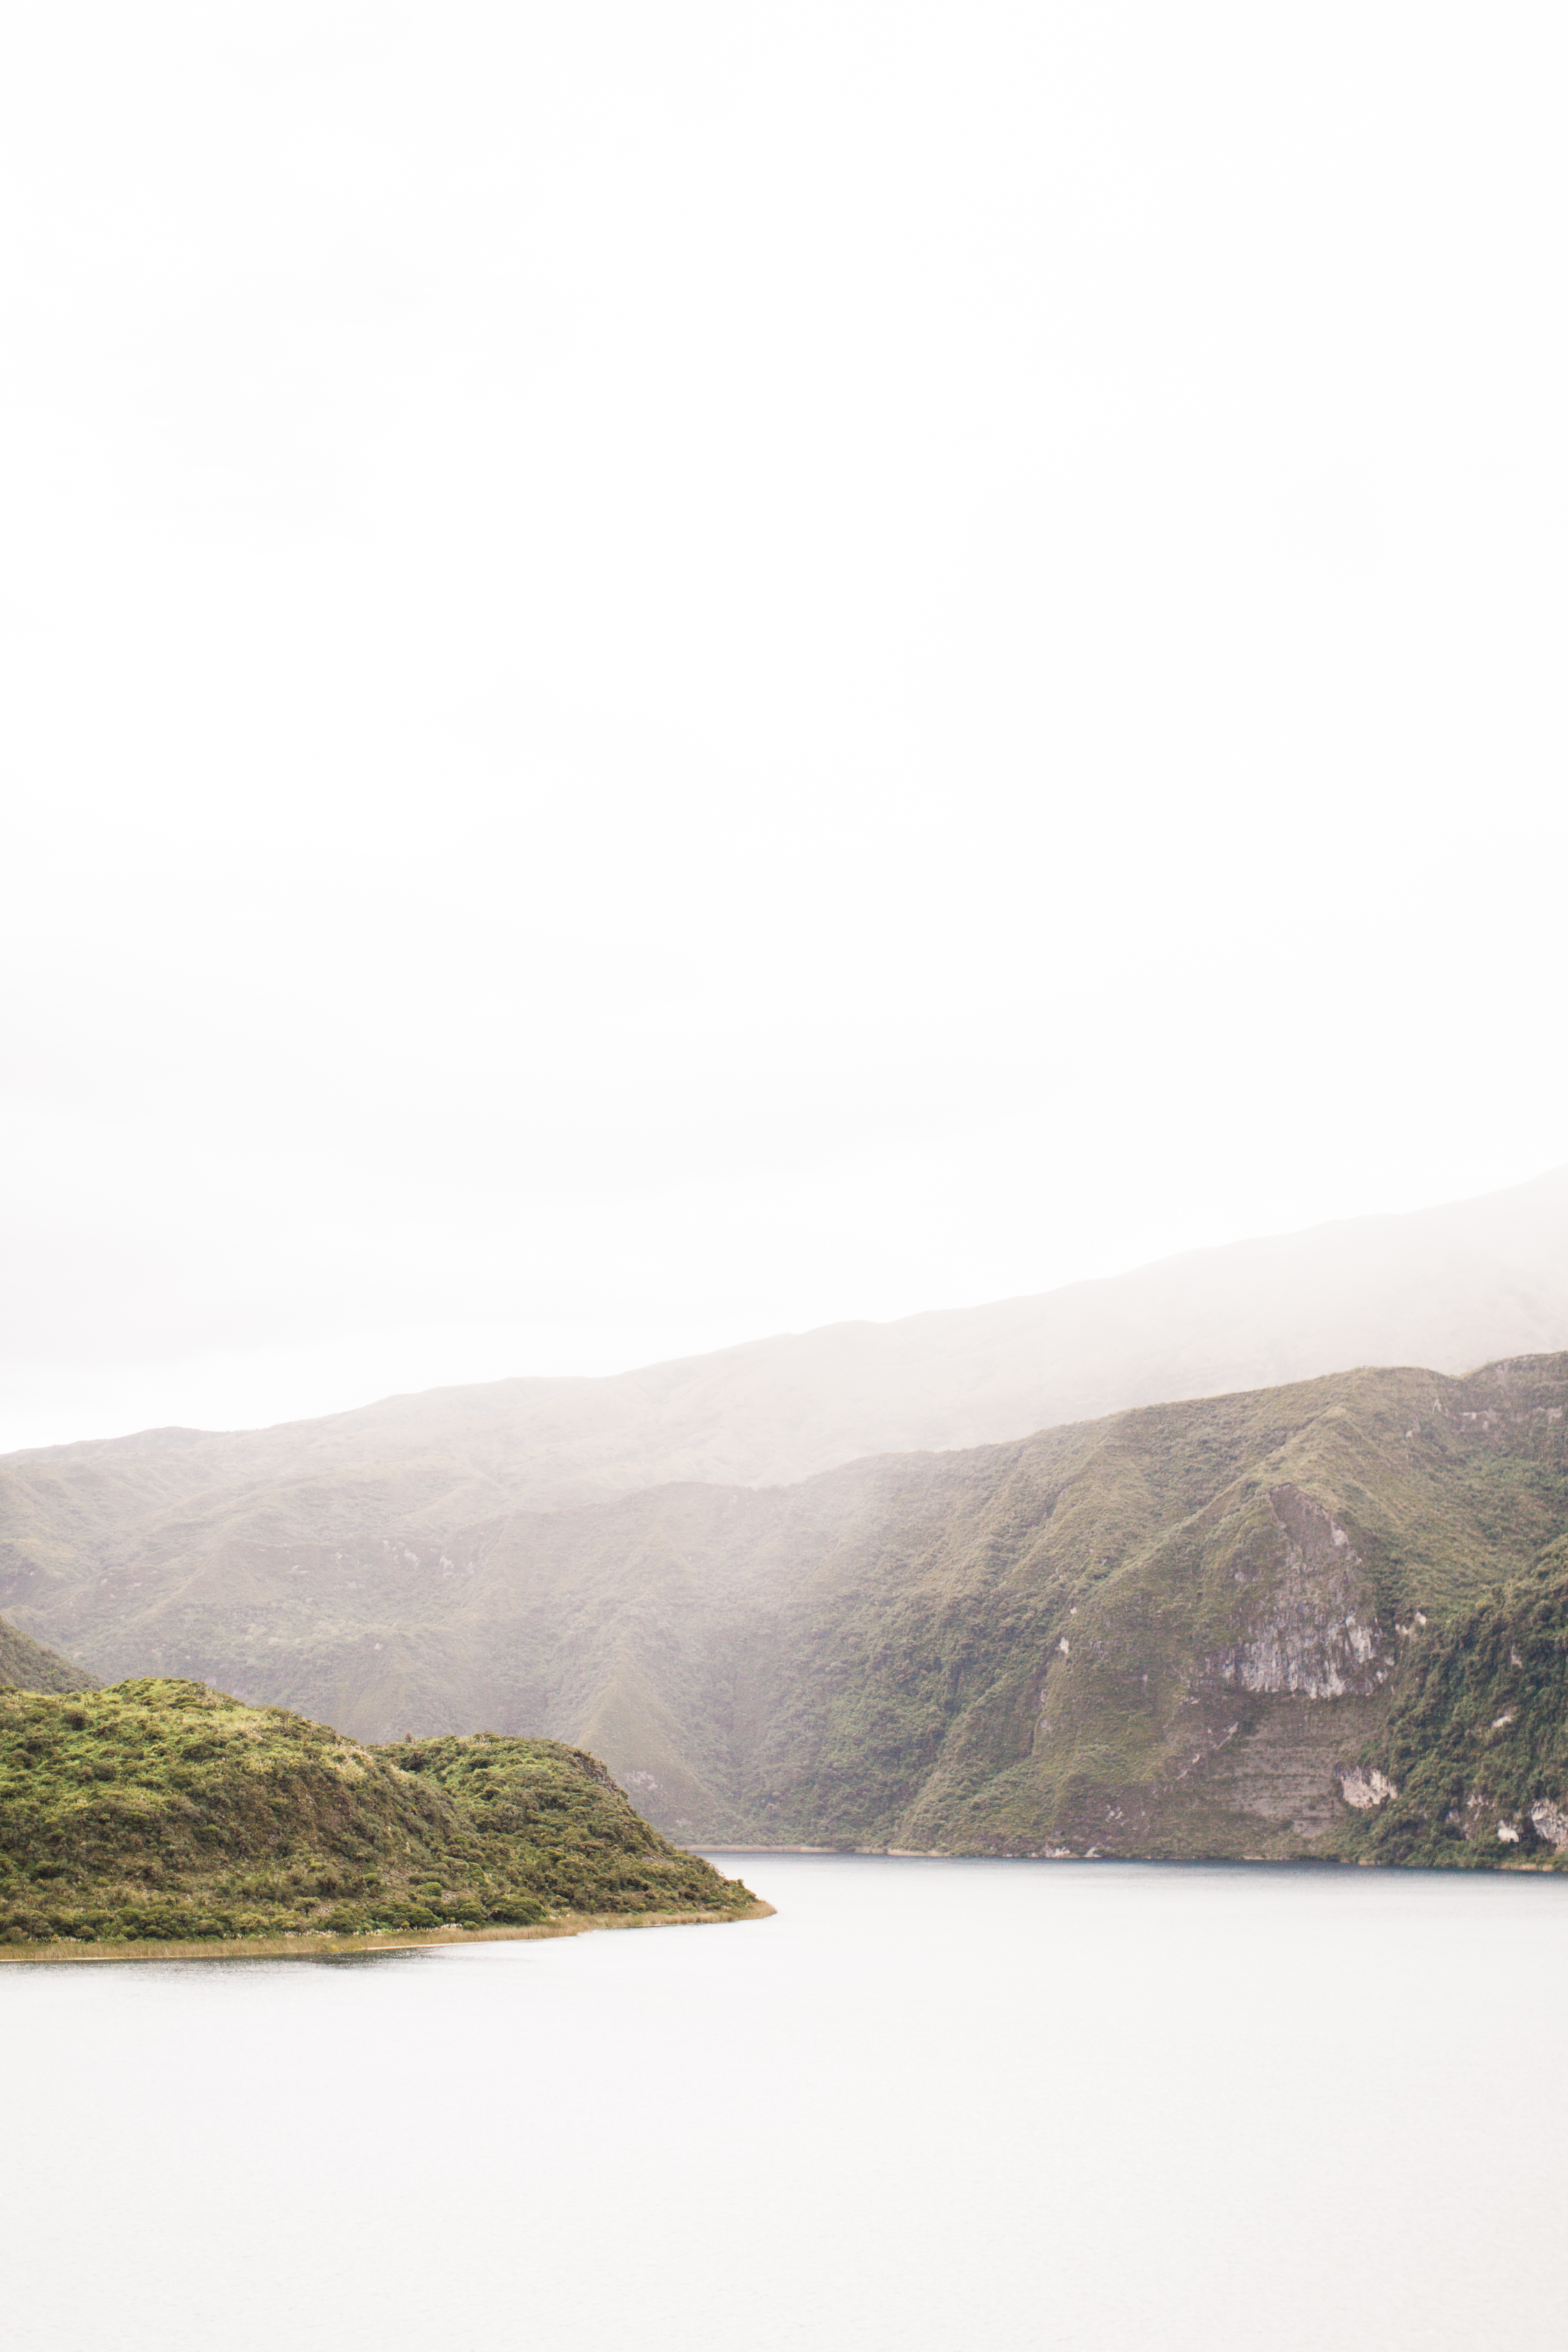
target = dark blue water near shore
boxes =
[7,1855,1567,2350]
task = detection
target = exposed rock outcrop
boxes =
[1337,1765,1398,1809]
[1214,1488,1389,1700]
[1530,1797,1568,1848]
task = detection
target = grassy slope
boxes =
[464,1357,1568,1858]
[4,1359,1567,1864]
[0,1680,755,1947]
[0,1611,98,1693]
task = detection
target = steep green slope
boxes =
[6,1357,1568,1864]
[0,1611,98,1693]
[369,1354,1564,1859]
[0,1680,757,1948]
[1335,1552,1568,1867]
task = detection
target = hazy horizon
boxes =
[7,27,1565,2346]
[6,5,1566,1451]
[6,1154,1567,1455]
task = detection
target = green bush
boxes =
[488,1894,547,1925]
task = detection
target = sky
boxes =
[4,1,1566,1453]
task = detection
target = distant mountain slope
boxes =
[8,1354,1568,1864]
[0,1612,98,1694]
[3,1166,1567,1602]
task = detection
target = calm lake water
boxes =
[7,1855,1568,2351]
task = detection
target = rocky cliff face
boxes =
[1212,1486,1388,1698]
[5,1358,1567,1866]
[882,1359,1568,1862]
[1010,1472,1401,1860]
[1329,1545,1568,1867]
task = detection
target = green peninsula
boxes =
[0,1678,760,1953]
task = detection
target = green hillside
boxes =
[0,1611,98,1694]
[1338,1549,1568,1867]
[4,1357,1568,1865]
[0,1680,758,1949]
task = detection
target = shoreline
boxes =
[698,1845,1567,1873]
[0,1897,775,1967]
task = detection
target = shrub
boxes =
[488,1895,547,1925]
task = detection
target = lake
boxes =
[7,1855,1567,2350]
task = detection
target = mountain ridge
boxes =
[5,1165,1567,1868]
[8,1353,1568,1866]
[5,1163,1568,1529]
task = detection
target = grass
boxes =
[0,1679,757,1948]
[0,1613,96,1694]
[0,1907,774,1966]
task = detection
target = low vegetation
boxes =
[1337,1554,1568,1869]
[0,1613,97,1694]
[0,1679,756,1948]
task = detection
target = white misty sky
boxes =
[3,2,1566,1452]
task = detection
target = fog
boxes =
[4,3,1566,1450]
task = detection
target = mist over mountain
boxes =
[7,1356,1567,1867]
[2,1167,1567,1864]
[5,1163,1567,1536]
